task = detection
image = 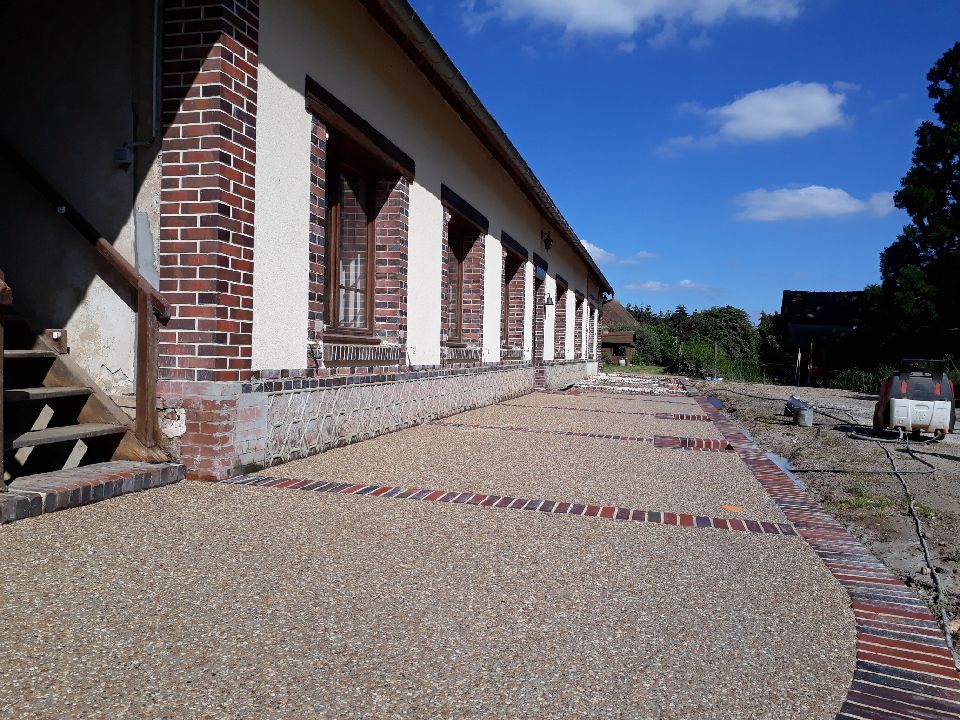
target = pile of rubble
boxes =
[574,372,687,396]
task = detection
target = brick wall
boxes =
[501,252,525,350]
[308,117,326,350]
[533,277,545,363]
[588,304,597,359]
[574,295,584,359]
[373,176,409,345]
[441,212,484,348]
[554,285,567,359]
[160,0,259,384]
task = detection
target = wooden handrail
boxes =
[0,138,170,322]
[1,271,11,488]
[0,139,170,449]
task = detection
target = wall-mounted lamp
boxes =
[545,293,555,307]
[541,231,553,251]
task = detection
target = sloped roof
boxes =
[600,299,636,327]
[781,291,865,326]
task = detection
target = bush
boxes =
[632,324,663,365]
[675,341,770,382]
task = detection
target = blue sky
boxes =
[409,0,960,319]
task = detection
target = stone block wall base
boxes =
[0,462,185,525]
[541,360,598,391]
[161,366,535,481]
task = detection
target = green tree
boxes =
[686,306,759,362]
[880,41,960,356]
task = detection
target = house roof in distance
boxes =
[600,298,636,328]
[781,290,865,327]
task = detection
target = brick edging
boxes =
[0,463,184,525]
[684,383,960,719]
[432,421,734,451]
[498,403,712,421]
[222,474,799,537]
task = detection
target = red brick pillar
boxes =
[574,294,584,359]
[159,0,258,384]
[158,0,259,481]
[554,286,567,359]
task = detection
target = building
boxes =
[1,0,613,482]
[781,290,865,384]
[599,299,637,364]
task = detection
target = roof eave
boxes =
[358,0,614,296]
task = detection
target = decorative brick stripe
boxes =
[433,420,653,444]
[499,403,711,421]
[652,435,732,452]
[223,473,799,537]
[323,343,403,365]
[432,421,734,452]
[0,462,184,525]
[684,384,960,716]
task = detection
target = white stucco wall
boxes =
[251,59,312,371]
[482,233,503,363]
[407,184,444,366]
[0,0,160,393]
[253,0,603,371]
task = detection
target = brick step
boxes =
[4,423,126,451]
[0,461,184,524]
[4,386,92,403]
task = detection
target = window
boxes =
[440,185,487,347]
[501,252,522,347]
[306,77,415,348]
[327,163,375,335]
[444,216,472,343]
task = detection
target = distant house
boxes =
[781,290,865,383]
[599,299,636,363]
[600,299,636,329]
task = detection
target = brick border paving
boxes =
[222,473,799,537]
[432,421,734,452]
[680,383,960,719]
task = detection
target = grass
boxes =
[603,364,667,375]
[841,479,897,519]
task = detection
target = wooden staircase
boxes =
[2,308,167,484]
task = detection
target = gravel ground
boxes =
[0,482,853,720]
[449,405,726,440]
[700,380,960,643]
[266,424,786,521]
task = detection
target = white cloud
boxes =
[735,185,896,221]
[663,82,848,151]
[461,0,801,37]
[583,241,656,266]
[625,279,710,292]
[617,39,637,53]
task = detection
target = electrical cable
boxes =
[708,383,958,658]
[879,440,958,664]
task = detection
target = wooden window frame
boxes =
[325,154,378,343]
[445,223,471,347]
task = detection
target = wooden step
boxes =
[3,349,56,359]
[4,424,126,451]
[4,386,92,403]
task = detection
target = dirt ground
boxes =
[697,380,960,645]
